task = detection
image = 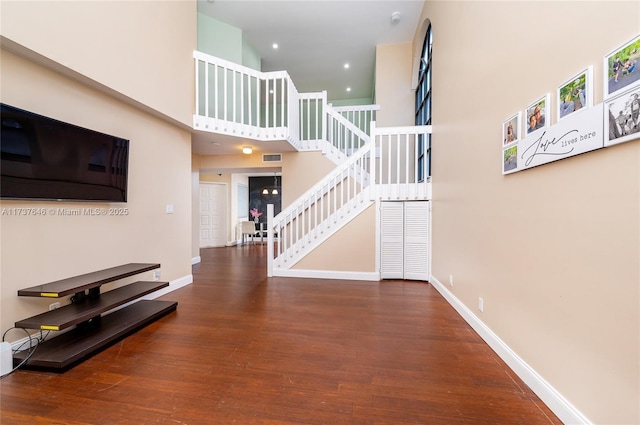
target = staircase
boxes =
[193,51,432,279]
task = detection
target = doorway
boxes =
[200,182,227,248]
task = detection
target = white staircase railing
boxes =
[333,104,380,137]
[298,91,372,163]
[267,143,373,274]
[267,123,433,275]
[370,123,433,201]
[192,51,433,275]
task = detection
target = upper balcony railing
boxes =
[193,51,377,159]
[193,51,300,145]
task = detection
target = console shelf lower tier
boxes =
[14,299,177,372]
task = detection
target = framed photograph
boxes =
[604,84,640,147]
[557,66,593,121]
[524,94,550,137]
[604,34,640,99]
[502,145,518,174]
[502,112,520,146]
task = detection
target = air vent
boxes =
[262,153,282,163]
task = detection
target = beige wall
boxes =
[199,153,274,173]
[0,50,193,339]
[0,1,195,126]
[418,1,639,423]
[375,43,414,127]
[0,0,196,342]
[282,152,376,274]
[294,203,376,272]
[281,151,335,207]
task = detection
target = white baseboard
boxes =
[273,268,379,281]
[142,274,192,300]
[1,342,13,376]
[191,256,201,265]
[429,275,591,425]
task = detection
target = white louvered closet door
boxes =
[380,201,430,281]
[380,202,404,279]
[403,201,430,281]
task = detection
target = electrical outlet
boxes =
[478,297,484,312]
[153,270,161,281]
[49,302,61,311]
[449,274,454,287]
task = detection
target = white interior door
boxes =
[380,201,430,281]
[200,183,227,248]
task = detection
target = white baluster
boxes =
[195,58,200,117]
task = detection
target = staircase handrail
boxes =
[272,139,372,229]
[332,104,379,137]
[267,140,373,273]
[326,107,370,146]
[194,50,288,82]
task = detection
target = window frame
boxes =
[415,24,432,181]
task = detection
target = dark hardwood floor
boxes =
[1,245,561,424]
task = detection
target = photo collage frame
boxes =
[502,33,640,175]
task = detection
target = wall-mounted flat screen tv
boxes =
[1,103,129,202]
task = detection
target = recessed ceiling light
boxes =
[344,63,350,69]
[242,146,252,154]
[272,43,278,49]
[346,87,351,92]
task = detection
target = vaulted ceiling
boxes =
[198,0,424,102]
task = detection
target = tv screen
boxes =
[1,103,129,202]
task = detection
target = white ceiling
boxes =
[193,0,424,159]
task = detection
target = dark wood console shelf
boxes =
[15,281,170,331]
[18,263,160,298]
[14,263,177,372]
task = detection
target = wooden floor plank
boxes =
[1,245,562,424]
